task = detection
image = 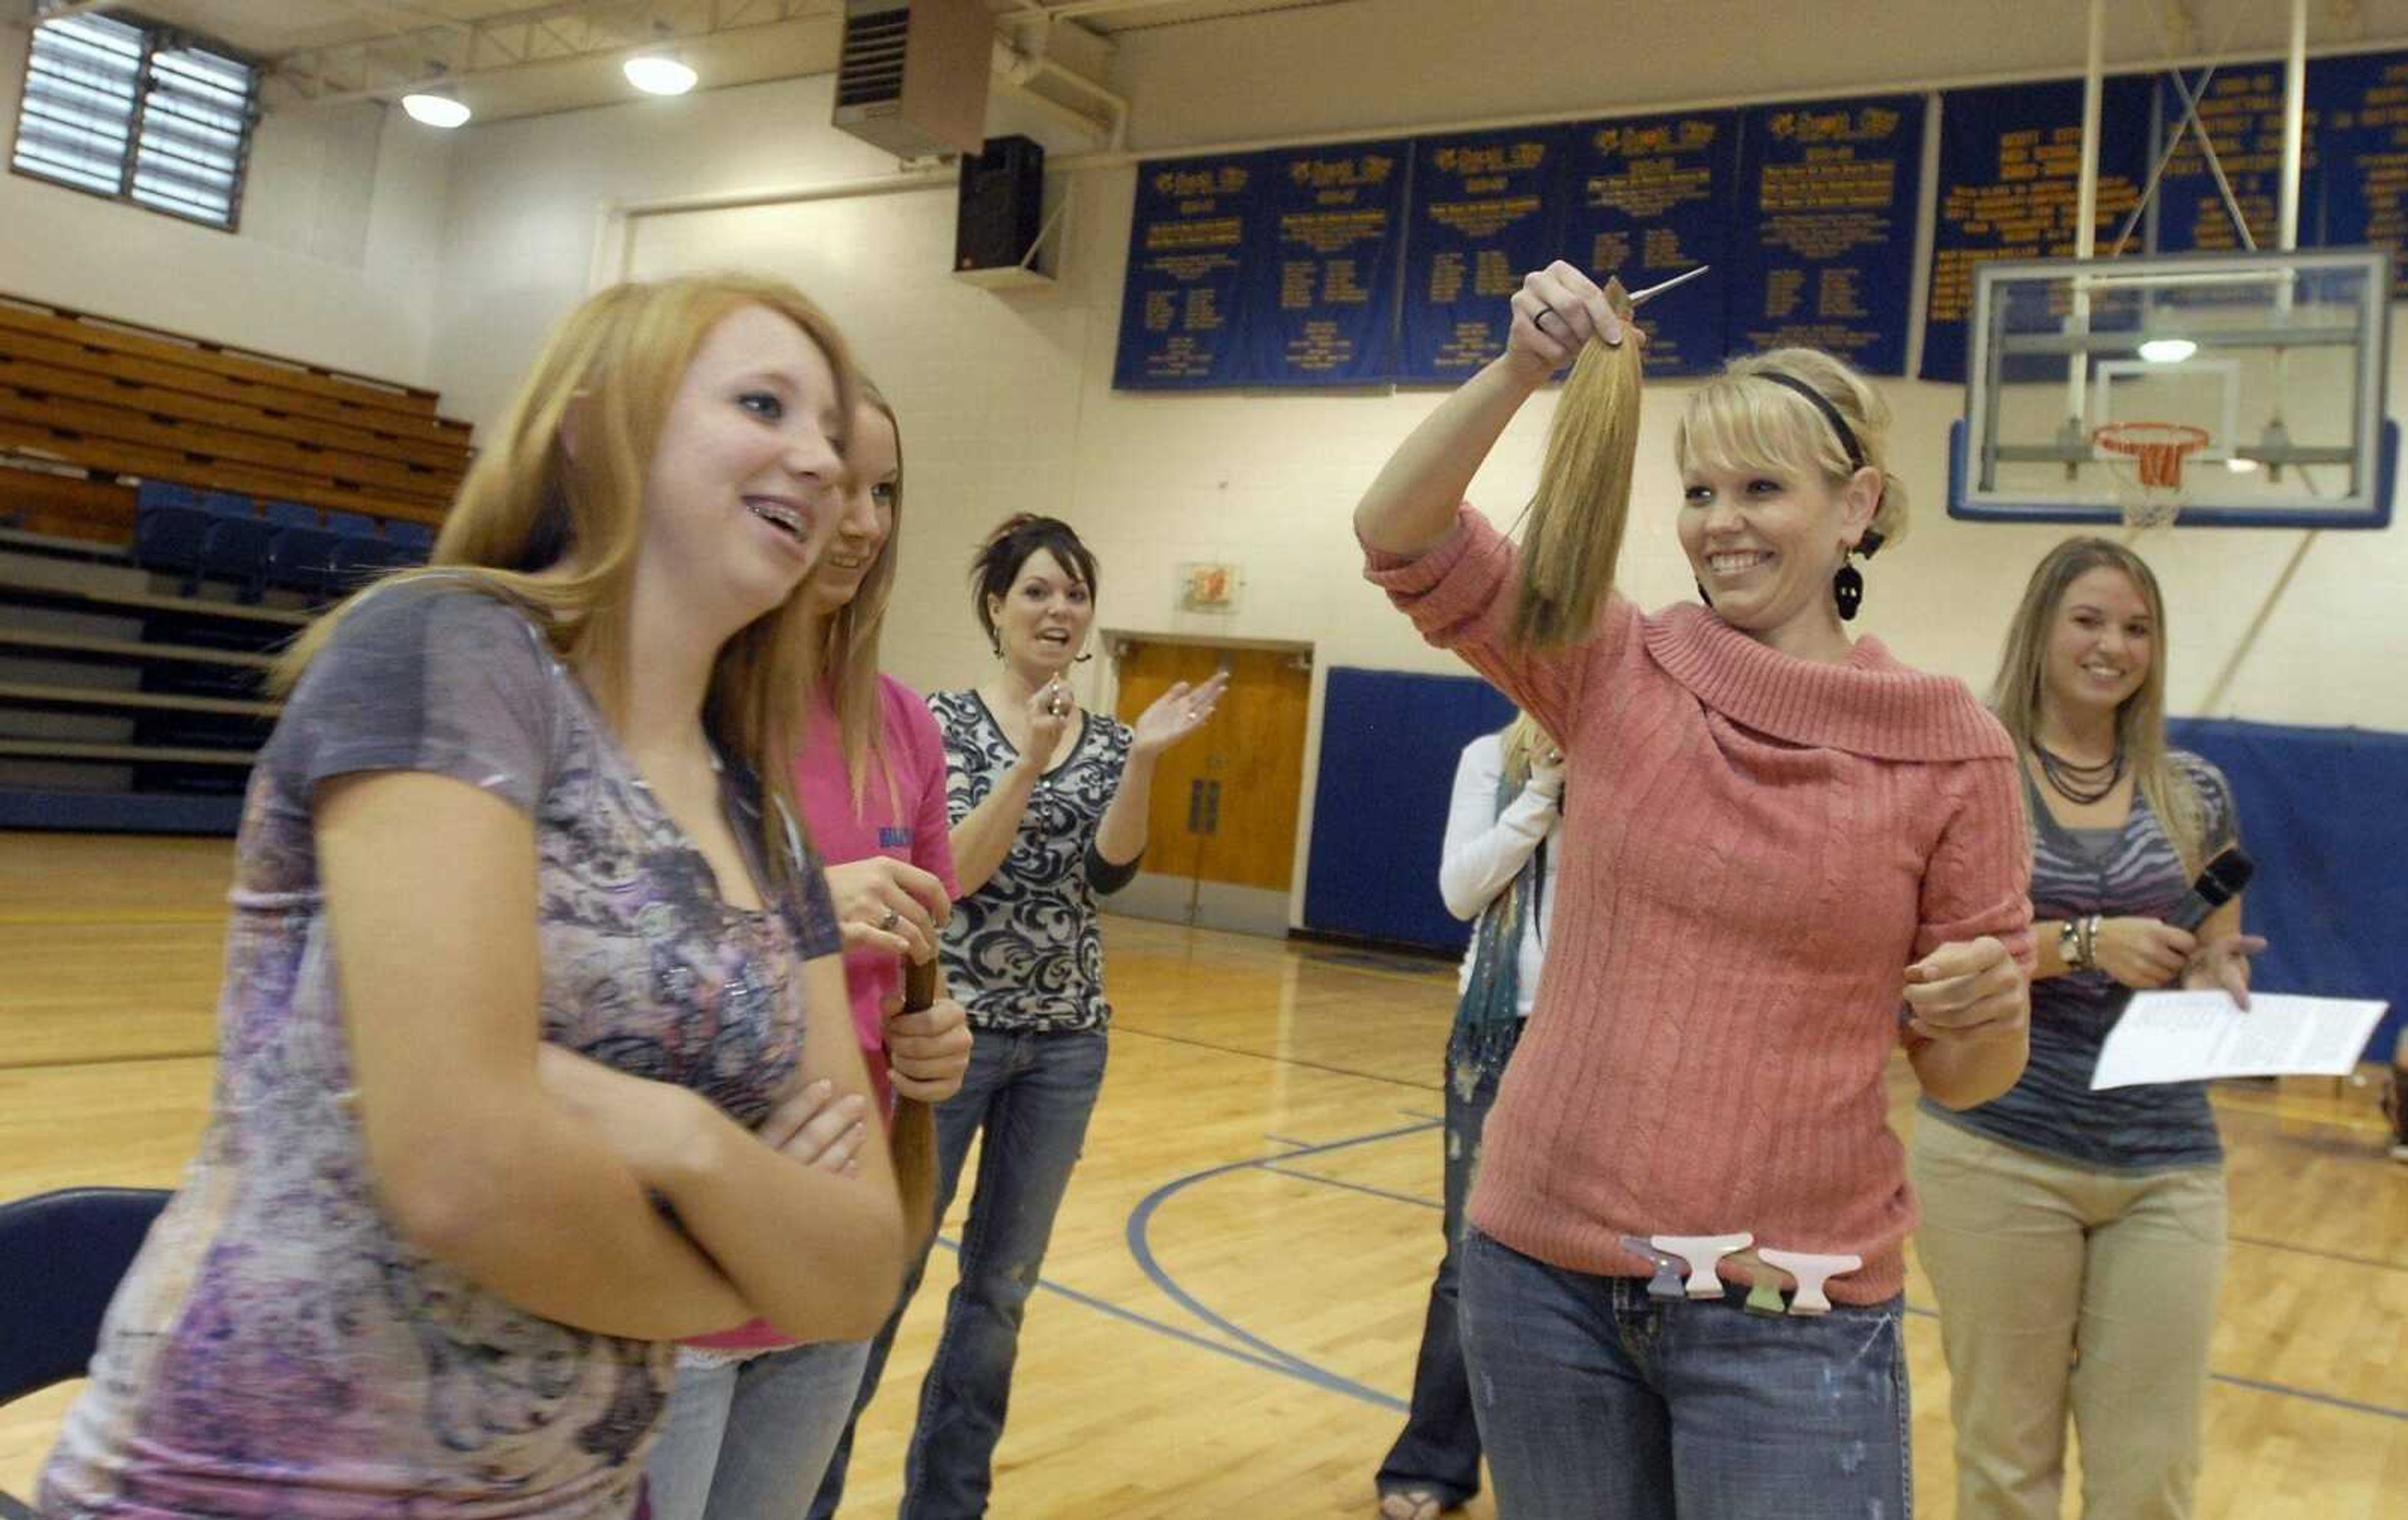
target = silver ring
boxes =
[879,909,900,932]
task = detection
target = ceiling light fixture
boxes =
[625,50,697,96]
[402,88,472,127]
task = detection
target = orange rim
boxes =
[2093,423,2210,492]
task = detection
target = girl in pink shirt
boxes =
[646,385,973,1520]
[1355,261,2034,1519]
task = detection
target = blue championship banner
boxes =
[1924,77,2153,383]
[1559,110,1738,377]
[2152,63,2321,255]
[2310,49,2408,300]
[1114,154,1264,389]
[1729,94,1926,376]
[1398,127,1568,383]
[1241,141,1412,385]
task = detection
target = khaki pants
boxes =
[1911,1111,2226,1520]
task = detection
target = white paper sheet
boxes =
[2089,991,2391,1090]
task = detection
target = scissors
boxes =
[1624,264,1710,308]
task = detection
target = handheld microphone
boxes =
[2167,847,2254,932]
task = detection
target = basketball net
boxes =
[2093,422,2210,531]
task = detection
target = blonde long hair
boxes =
[1514,281,1642,648]
[1990,537,2204,873]
[1497,710,1553,789]
[1675,347,1911,552]
[277,272,861,897]
[816,379,906,809]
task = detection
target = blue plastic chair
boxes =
[198,490,253,519]
[0,1187,170,1517]
[329,533,411,591]
[134,480,199,514]
[131,494,211,585]
[387,519,437,560]
[199,514,277,602]
[267,525,344,597]
[261,500,322,530]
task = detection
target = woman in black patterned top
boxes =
[1913,537,2266,1520]
[849,514,1225,1519]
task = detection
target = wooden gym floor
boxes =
[3,832,2402,1517]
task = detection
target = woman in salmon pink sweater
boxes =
[1354,260,2035,1520]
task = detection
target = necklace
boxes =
[2033,739,2125,805]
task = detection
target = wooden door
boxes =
[1112,637,1311,931]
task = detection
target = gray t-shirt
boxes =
[1922,751,2239,1172]
[41,576,840,1520]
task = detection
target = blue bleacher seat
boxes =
[324,510,376,538]
[198,491,253,519]
[261,500,320,530]
[388,520,436,561]
[132,490,211,585]
[266,525,343,597]
[329,534,413,591]
[199,514,277,601]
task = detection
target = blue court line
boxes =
[921,1235,1327,1386]
[1260,1163,1444,1213]
[1111,1021,1439,1094]
[1124,1120,1441,1413]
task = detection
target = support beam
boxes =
[270,0,832,110]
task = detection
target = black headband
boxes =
[1753,369,1883,558]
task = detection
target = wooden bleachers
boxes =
[0,296,472,832]
[0,292,472,541]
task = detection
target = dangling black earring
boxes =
[988,632,1002,658]
[1833,559,1865,622]
[1695,580,1714,608]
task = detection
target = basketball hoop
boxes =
[2093,422,2210,529]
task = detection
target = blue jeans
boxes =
[808,1028,1108,1520]
[1377,1023,1521,1509]
[1457,1227,1910,1520]
[645,1341,872,1520]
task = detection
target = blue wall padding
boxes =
[2170,718,2407,1059]
[1304,667,1513,951]
[1306,672,2404,1065]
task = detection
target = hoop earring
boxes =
[988,632,1002,658]
[1833,559,1865,622]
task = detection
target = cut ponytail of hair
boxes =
[1513,279,1642,648]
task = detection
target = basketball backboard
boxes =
[1948,247,2395,529]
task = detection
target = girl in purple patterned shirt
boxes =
[38,273,910,1520]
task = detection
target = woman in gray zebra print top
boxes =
[1912,537,2266,1520]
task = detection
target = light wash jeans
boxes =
[645,1340,872,1520]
